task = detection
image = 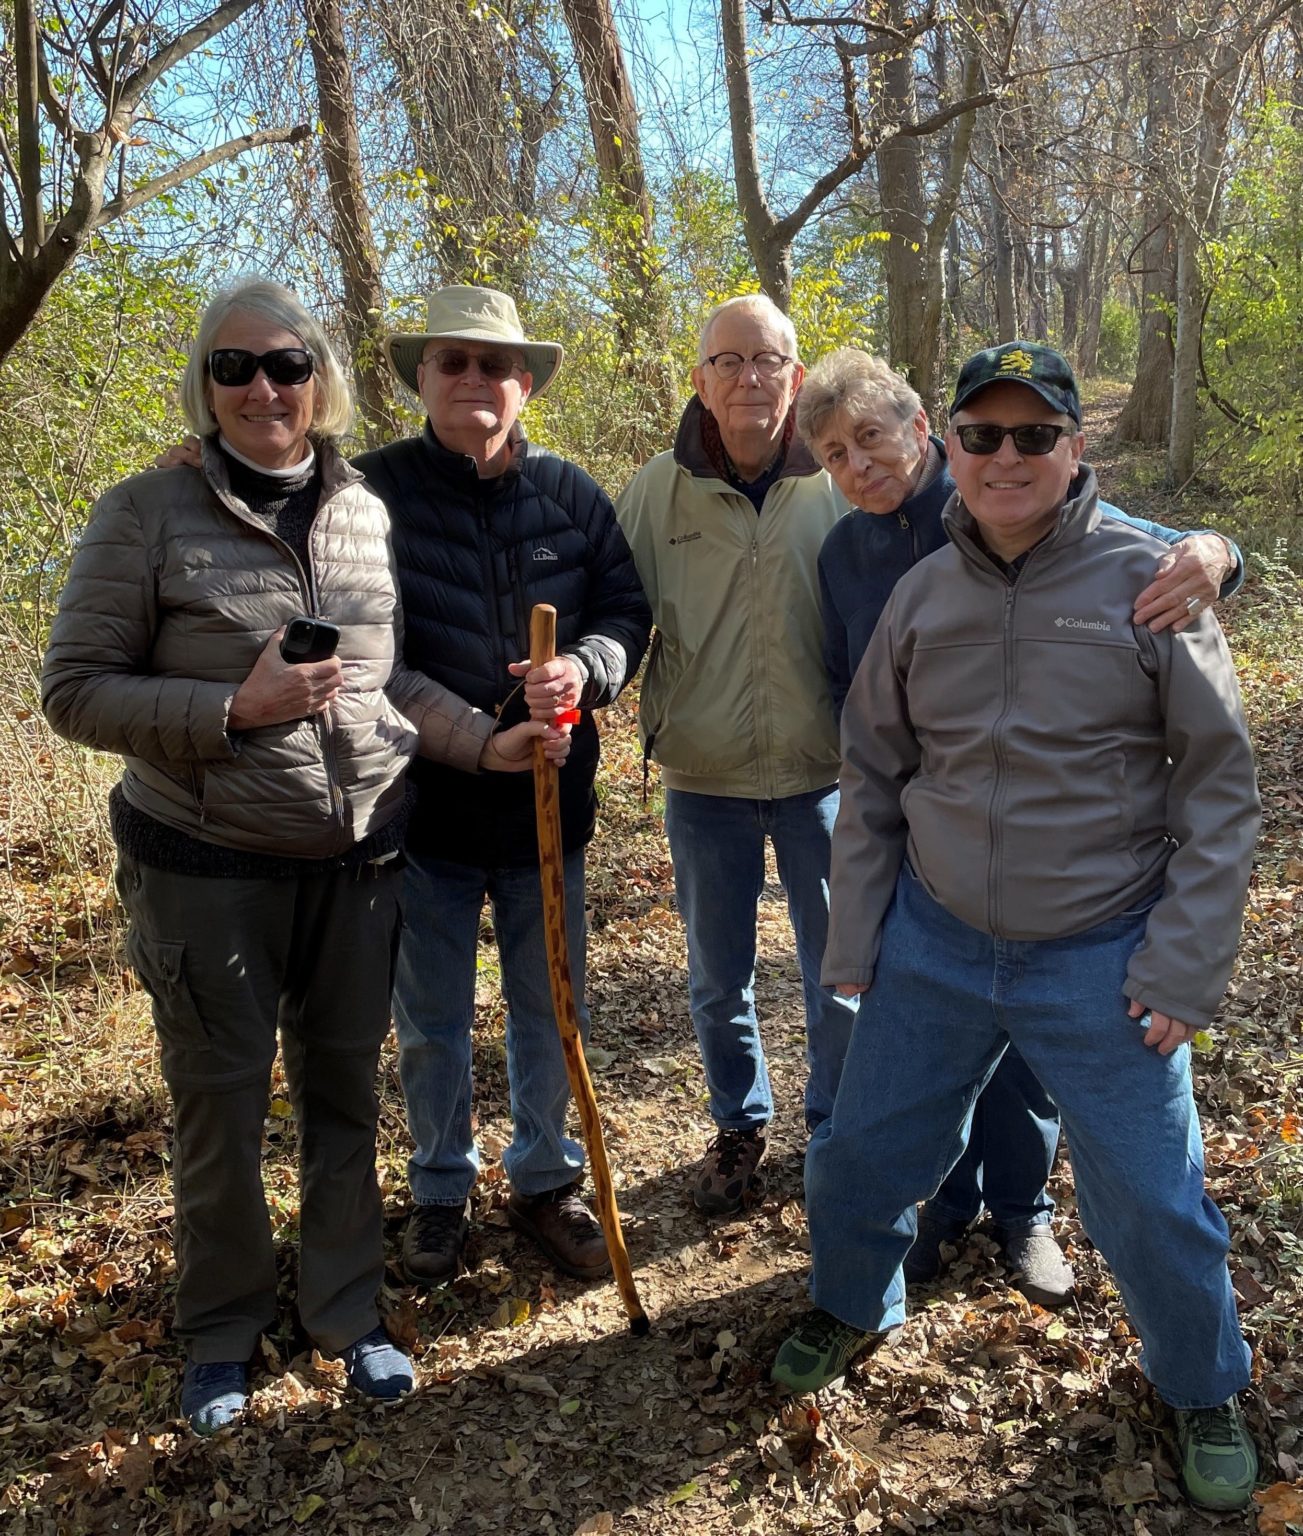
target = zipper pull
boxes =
[897,511,910,530]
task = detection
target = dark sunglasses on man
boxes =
[427,348,522,382]
[207,348,315,387]
[953,422,1074,456]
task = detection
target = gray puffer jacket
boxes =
[42,438,493,859]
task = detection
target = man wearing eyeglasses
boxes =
[355,287,650,1287]
[774,341,1260,1515]
[616,294,857,1215]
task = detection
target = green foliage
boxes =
[1096,295,1139,378]
[0,249,205,641]
[1201,96,1303,551]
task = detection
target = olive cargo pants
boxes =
[115,852,402,1363]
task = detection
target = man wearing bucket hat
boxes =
[355,287,650,1285]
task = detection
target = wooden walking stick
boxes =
[529,602,650,1335]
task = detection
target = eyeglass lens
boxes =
[432,349,518,381]
[708,351,788,379]
[208,348,315,387]
[955,423,1066,456]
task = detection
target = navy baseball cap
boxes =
[950,342,1081,425]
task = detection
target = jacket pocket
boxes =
[126,931,212,1054]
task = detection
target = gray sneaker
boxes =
[995,1225,1075,1308]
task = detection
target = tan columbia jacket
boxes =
[616,397,848,799]
[42,438,492,859]
[823,468,1260,1027]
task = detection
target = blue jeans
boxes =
[664,785,858,1132]
[928,1048,1059,1233]
[393,848,589,1204]
[806,867,1250,1410]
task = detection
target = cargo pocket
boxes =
[126,931,212,1056]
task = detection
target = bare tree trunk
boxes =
[719,0,795,307]
[303,0,400,447]
[559,0,677,443]
[1116,8,1178,444]
[878,10,982,409]
[1168,216,1202,482]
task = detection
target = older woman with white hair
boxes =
[42,279,557,1434]
[800,346,1243,1309]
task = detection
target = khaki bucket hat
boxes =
[383,285,564,398]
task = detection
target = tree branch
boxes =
[93,124,311,227]
[115,0,258,117]
[14,0,46,255]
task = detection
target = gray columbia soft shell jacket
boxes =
[42,437,494,859]
[823,467,1261,1027]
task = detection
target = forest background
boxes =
[1,1,1302,1533]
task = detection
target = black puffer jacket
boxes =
[355,423,651,866]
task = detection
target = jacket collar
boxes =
[419,418,526,486]
[202,433,362,509]
[671,394,822,485]
[943,464,1101,575]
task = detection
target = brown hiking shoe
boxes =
[693,1128,766,1215]
[507,1182,612,1280]
[402,1201,469,1285]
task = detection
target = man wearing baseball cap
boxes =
[773,341,1261,1512]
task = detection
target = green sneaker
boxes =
[771,1308,875,1392]
[1174,1398,1258,1511]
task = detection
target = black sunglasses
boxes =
[954,422,1072,456]
[207,348,315,387]
[427,348,521,381]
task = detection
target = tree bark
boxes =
[303,0,400,447]
[559,0,677,445]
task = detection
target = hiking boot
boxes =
[1174,1397,1258,1511]
[693,1128,767,1215]
[507,1182,611,1280]
[402,1201,469,1285]
[181,1359,248,1436]
[995,1224,1075,1309]
[339,1325,413,1400]
[902,1203,969,1285]
[771,1308,877,1393]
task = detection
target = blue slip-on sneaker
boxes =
[339,1326,413,1400]
[181,1359,249,1435]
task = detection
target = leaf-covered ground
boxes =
[2,402,1301,1534]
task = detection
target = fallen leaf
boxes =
[501,1370,557,1398]
[666,1480,699,1506]
[573,1516,614,1535]
[268,1097,294,1119]
[293,1493,326,1523]
[488,1297,531,1329]
[1255,1480,1303,1536]
[1100,1462,1158,1505]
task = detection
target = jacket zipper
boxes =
[747,509,773,800]
[216,482,345,845]
[987,581,1017,933]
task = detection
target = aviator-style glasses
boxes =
[705,351,793,380]
[207,348,315,388]
[427,348,522,381]
[954,423,1073,456]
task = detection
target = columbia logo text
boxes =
[669,531,702,546]
[1054,616,1113,632]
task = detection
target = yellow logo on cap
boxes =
[997,349,1035,378]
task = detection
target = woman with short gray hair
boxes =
[42,278,557,1434]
